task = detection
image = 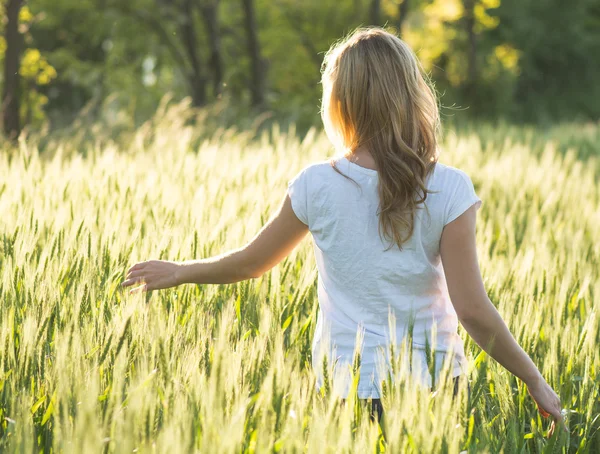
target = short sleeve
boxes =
[444,169,482,225]
[287,168,309,226]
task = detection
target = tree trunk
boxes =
[370,0,381,25]
[463,0,477,100]
[241,0,265,107]
[397,0,410,36]
[2,0,24,139]
[199,0,223,98]
[180,0,207,106]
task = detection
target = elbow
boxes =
[450,288,491,326]
[454,299,493,327]
[452,300,480,326]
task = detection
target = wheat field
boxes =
[1,103,599,453]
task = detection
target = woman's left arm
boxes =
[122,193,308,292]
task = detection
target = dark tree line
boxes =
[109,0,263,108]
[1,0,266,138]
[2,0,23,139]
[2,0,599,139]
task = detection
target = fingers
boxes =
[539,403,563,426]
[550,408,566,432]
[122,276,145,288]
[542,400,568,437]
[529,381,567,437]
[126,270,144,280]
[548,420,556,437]
[549,407,563,422]
[127,261,148,275]
[124,261,149,287]
[548,395,563,419]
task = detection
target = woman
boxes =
[122,27,564,434]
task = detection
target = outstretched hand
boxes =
[122,260,181,293]
[526,375,567,437]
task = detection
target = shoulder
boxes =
[430,162,475,191]
[298,159,337,176]
[290,159,338,185]
[431,162,482,224]
[287,159,336,226]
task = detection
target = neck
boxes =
[345,146,378,171]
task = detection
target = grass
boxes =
[0,102,599,452]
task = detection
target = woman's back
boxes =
[122,26,565,432]
[288,156,482,398]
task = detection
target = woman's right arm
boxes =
[440,204,565,435]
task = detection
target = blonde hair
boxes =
[321,27,440,250]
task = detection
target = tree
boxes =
[462,0,478,102]
[242,0,265,107]
[397,0,410,36]
[2,0,24,139]
[13,0,600,127]
[177,0,208,106]
[108,0,223,107]
[370,0,381,25]
[200,0,223,98]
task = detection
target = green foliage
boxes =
[0,0,594,134]
[0,103,599,451]
[0,5,57,128]
[489,0,600,122]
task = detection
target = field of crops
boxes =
[1,103,599,453]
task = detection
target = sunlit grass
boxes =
[0,103,598,452]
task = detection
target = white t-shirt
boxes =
[287,156,482,398]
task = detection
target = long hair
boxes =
[321,27,440,251]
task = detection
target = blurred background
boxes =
[0,0,599,141]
